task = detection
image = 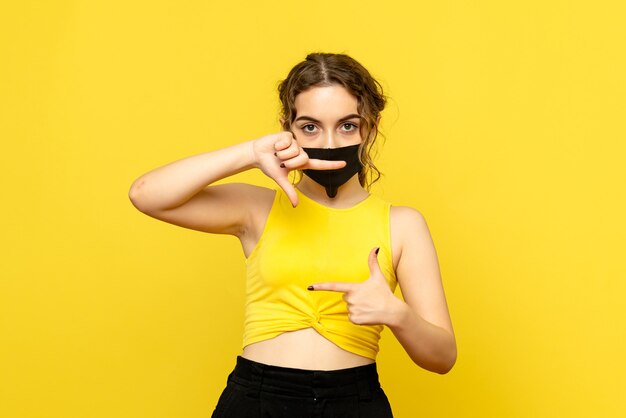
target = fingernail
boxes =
[307,285,314,291]
[375,247,380,255]
[274,152,277,156]
[280,163,285,168]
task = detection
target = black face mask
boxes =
[301,144,362,198]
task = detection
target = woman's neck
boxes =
[295,174,369,209]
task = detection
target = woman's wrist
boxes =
[246,138,261,170]
[384,296,411,329]
[217,138,260,174]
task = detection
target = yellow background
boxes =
[1,1,625,417]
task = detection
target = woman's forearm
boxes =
[386,299,457,374]
[128,139,256,212]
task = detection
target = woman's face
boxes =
[290,85,362,149]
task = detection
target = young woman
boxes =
[129,52,456,417]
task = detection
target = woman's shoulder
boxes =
[389,205,430,262]
[386,203,439,274]
[390,204,426,223]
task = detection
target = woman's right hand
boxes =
[252,131,346,207]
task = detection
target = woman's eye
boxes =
[301,123,357,134]
[342,123,357,132]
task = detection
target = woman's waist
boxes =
[242,327,375,370]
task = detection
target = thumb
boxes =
[274,174,298,207]
[368,247,383,277]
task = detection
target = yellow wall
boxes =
[1,1,625,417]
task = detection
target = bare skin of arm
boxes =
[387,206,457,374]
[128,139,269,251]
[128,133,345,252]
[308,206,457,374]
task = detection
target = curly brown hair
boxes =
[277,52,388,189]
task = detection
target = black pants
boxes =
[211,356,394,418]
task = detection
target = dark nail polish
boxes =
[274,152,277,156]
[375,247,380,255]
[280,163,285,168]
[307,285,314,291]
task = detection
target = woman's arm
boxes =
[128,139,260,237]
[308,206,456,374]
[128,132,345,237]
[387,206,457,374]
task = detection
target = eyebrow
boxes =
[294,113,362,123]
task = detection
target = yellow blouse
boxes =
[243,187,397,360]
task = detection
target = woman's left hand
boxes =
[307,247,403,326]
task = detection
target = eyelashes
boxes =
[301,123,358,134]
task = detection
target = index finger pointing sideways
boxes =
[306,158,348,170]
[307,282,354,293]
